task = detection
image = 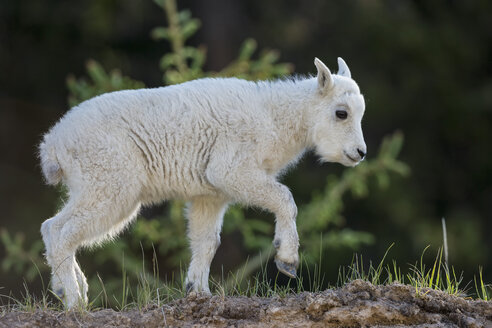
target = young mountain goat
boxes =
[39,57,366,308]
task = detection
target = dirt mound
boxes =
[1,280,491,327]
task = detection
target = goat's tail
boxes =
[39,139,63,185]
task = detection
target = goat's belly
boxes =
[140,166,218,203]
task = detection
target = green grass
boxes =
[406,246,464,297]
[89,248,186,311]
[1,246,490,313]
[475,266,489,301]
[337,245,491,300]
[337,243,395,287]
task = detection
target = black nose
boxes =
[357,148,366,159]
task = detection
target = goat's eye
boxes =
[336,110,348,120]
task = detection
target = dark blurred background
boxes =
[1,0,491,296]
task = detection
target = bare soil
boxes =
[1,280,491,328]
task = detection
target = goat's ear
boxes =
[337,57,351,78]
[314,57,334,92]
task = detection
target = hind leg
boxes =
[41,191,140,308]
[73,260,88,302]
[41,207,82,304]
[185,196,228,294]
[42,214,89,304]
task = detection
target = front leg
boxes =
[207,166,299,278]
[185,196,228,294]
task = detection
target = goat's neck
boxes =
[261,78,316,154]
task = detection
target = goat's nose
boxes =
[357,148,366,159]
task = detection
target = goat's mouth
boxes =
[344,151,358,163]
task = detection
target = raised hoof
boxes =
[275,259,297,278]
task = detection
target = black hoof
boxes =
[55,288,65,299]
[185,282,194,294]
[275,259,297,278]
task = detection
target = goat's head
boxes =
[309,57,366,167]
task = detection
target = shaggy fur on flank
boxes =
[39,57,366,308]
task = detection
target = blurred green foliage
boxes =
[0,229,44,282]
[299,132,409,260]
[67,0,292,108]
[0,0,409,302]
[67,60,145,108]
